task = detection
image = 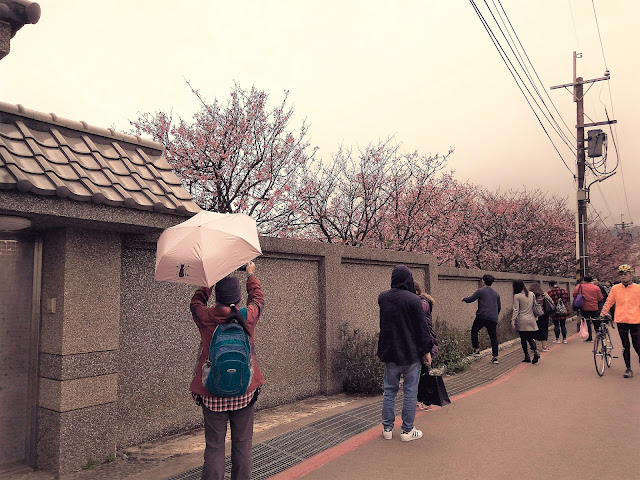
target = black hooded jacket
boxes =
[377,266,434,365]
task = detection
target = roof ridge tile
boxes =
[1,103,201,216]
[1,101,163,151]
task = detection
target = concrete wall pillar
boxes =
[37,228,121,475]
[0,20,10,60]
[318,247,343,394]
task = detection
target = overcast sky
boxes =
[2,0,638,231]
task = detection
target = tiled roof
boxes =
[0,102,200,216]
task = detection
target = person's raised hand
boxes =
[246,261,256,275]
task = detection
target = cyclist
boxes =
[600,264,640,378]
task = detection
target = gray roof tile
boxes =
[0,102,200,216]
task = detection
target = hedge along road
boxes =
[275,332,640,480]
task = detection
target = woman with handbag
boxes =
[547,281,570,343]
[530,282,552,352]
[511,280,540,363]
[415,282,439,411]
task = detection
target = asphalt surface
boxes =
[273,331,640,480]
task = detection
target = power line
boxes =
[588,202,611,231]
[469,0,576,176]
[591,0,608,68]
[568,0,581,49]
[588,0,634,224]
[482,0,576,153]
[494,0,576,147]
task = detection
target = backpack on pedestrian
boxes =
[555,297,568,315]
[202,307,253,397]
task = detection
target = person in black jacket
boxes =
[377,265,434,442]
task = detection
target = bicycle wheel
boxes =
[594,336,606,376]
[604,328,613,367]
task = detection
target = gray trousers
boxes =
[201,403,255,480]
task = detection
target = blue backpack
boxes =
[202,307,253,397]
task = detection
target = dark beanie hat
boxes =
[215,276,242,305]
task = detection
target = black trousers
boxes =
[519,331,537,358]
[582,310,601,340]
[553,318,567,339]
[617,323,640,369]
[471,316,499,357]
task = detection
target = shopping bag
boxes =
[579,318,589,339]
[417,365,451,407]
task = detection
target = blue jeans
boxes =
[382,361,421,432]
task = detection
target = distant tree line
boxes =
[132,84,637,280]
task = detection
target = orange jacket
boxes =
[601,283,640,324]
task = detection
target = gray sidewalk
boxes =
[162,344,527,480]
[282,329,640,480]
[4,334,532,480]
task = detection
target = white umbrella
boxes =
[154,211,262,287]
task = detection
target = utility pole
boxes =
[615,215,634,242]
[551,51,616,281]
[576,76,587,281]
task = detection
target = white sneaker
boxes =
[400,427,423,442]
[382,427,393,440]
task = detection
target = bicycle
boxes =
[593,316,617,376]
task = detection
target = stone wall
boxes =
[115,235,574,451]
[0,238,34,465]
[37,229,121,473]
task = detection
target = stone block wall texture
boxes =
[37,229,121,474]
[0,238,34,465]
[28,228,574,470]
[116,236,573,452]
[0,20,10,59]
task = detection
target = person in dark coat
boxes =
[377,266,434,442]
[463,274,502,364]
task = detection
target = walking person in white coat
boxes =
[511,280,540,364]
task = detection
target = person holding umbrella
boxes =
[189,261,264,480]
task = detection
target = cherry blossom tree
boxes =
[131,84,634,279]
[587,223,638,281]
[293,139,455,247]
[131,83,317,235]
[462,189,575,275]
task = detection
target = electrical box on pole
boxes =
[587,129,606,157]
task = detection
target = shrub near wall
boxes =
[333,323,385,395]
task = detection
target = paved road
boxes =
[275,332,640,480]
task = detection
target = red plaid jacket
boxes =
[547,286,570,320]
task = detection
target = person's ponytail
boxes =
[225,305,249,336]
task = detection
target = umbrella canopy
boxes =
[154,211,262,287]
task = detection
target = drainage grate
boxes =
[164,347,525,480]
[164,465,202,480]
